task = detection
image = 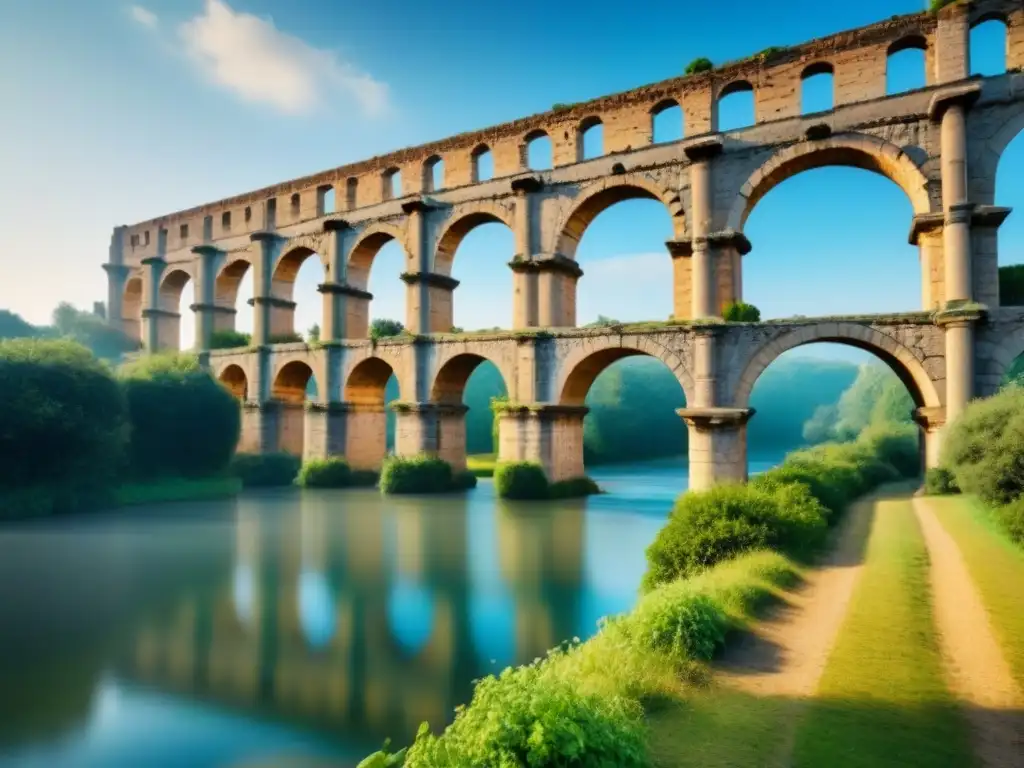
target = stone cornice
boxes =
[665,239,694,259]
[511,175,544,194]
[908,212,945,244]
[910,206,1013,244]
[934,303,987,326]
[401,198,435,215]
[928,81,982,123]
[141,308,179,319]
[250,231,283,244]
[683,136,723,162]
[317,281,373,300]
[703,230,752,255]
[323,218,352,232]
[190,245,223,258]
[973,205,1012,229]
[140,255,166,267]
[388,401,470,416]
[676,407,756,428]
[102,263,130,275]
[400,272,461,290]
[496,404,590,419]
[190,303,237,315]
[912,405,946,431]
[247,296,297,309]
[508,254,584,279]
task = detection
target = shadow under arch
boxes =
[342,355,399,469]
[556,342,694,407]
[156,267,193,351]
[272,360,317,456]
[213,256,254,333]
[726,135,933,234]
[122,275,143,342]
[218,363,248,400]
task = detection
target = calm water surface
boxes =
[0,455,781,768]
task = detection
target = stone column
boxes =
[666,240,692,320]
[684,137,723,319]
[190,245,222,352]
[912,406,946,471]
[402,199,433,335]
[678,407,754,491]
[972,206,1012,308]
[318,218,375,341]
[277,402,306,457]
[933,1,969,84]
[496,405,588,483]
[909,213,945,311]
[511,177,542,328]
[303,403,388,470]
[535,257,583,328]
[239,401,283,454]
[936,308,984,424]
[249,232,281,347]
[393,403,470,471]
[402,272,459,333]
[103,226,128,333]
[708,231,751,312]
[140,254,167,352]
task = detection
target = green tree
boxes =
[0,309,39,340]
[307,323,321,342]
[818,363,913,441]
[50,302,138,361]
[685,57,714,75]
[370,318,404,339]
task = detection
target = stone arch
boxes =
[273,359,317,404]
[978,323,1024,396]
[345,355,400,406]
[725,134,933,233]
[158,267,192,311]
[556,337,694,406]
[429,351,511,405]
[555,175,686,259]
[273,243,325,302]
[122,275,143,342]
[215,255,254,309]
[347,221,408,290]
[732,322,942,411]
[433,203,515,276]
[218,363,248,400]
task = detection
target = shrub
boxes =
[858,423,920,479]
[350,469,381,487]
[550,476,603,499]
[297,457,352,488]
[119,353,240,480]
[941,386,1024,505]
[924,467,960,496]
[752,464,846,521]
[995,497,1024,546]
[929,0,957,12]
[267,332,303,344]
[685,56,714,75]
[643,483,826,591]
[494,461,550,500]
[379,455,473,494]
[209,329,251,349]
[403,659,649,768]
[0,338,127,515]
[231,452,300,487]
[722,301,761,322]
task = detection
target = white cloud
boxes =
[128,5,158,29]
[178,0,389,117]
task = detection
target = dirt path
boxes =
[716,494,876,697]
[913,497,1024,768]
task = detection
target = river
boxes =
[0,454,782,768]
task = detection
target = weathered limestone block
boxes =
[678,407,753,491]
[240,401,283,455]
[303,403,388,469]
[496,405,587,483]
[394,403,469,471]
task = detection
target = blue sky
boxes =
[0,0,1020,362]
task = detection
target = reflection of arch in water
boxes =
[232,564,255,627]
[467,502,517,668]
[298,569,338,649]
[386,579,436,655]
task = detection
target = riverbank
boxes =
[114,476,242,507]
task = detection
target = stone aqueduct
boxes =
[104,1,1024,489]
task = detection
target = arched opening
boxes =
[431,354,509,469]
[318,185,335,216]
[558,347,690,482]
[383,508,436,658]
[435,211,516,330]
[525,130,552,170]
[886,36,928,95]
[346,177,359,210]
[272,360,318,456]
[996,120,1024,286]
[157,268,194,351]
[467,504,516,669]
[472,144,494,182]
[233,563,255,627]
[717,80,755,131]
[971,17,1008,76]
[351,231,406,340]
[219,364,248,400]
[383,167,402,201]
[801,62,834,114]
[739,337,929,477]
[651,99,683,144]
[424,155,444,192]
[578,117,603,160]
[344,356,399,463]
[213,258,255,346]
[735,142,928,318]
[270,247,325,342]
[559,183,680,322]
[298,569,337,650]
[122,276,143,343]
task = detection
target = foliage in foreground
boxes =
[379,455,476,495]
[231,452,301,487]
[297,457,378,488]
[494,461,601,500]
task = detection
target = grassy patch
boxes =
[114,475,242,506]
[791,499,974,768]
[929,495,1024,692]
[466,453,496,478]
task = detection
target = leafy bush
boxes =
[370,318,404,340]
[722,301,761,322]
[0,338,127,516]
[857,422,920,479]
[494,461,550,500]
[642,483,826,591]
[685,56,714,75]
[751,464,846,521]
[941,386,1024,505]
[350,469,381,487]
[267,332,303,344]
[119,353,240,480]
[231,452,301,487]
[379,455,472,495]
[995,497,1024,546]
[550,476,602,499]
[403,659,649,767]
[298,457,353,488]
[209,329,251,349]
[924,467,960,496]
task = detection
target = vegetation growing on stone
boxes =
[231,452,301,487]
[379,454,476,495]
[493,461,601,500]
[209,329,252,349]
[267,332,303,344]
[722,301,761,322]
[685,57,714,75]
[297,457,379,488]
[370,318,405,340]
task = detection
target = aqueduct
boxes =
[104,1,1024,489]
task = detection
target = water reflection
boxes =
[0,457,784,766]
